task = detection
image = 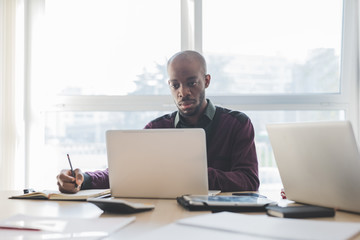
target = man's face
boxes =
[167,59,210,118]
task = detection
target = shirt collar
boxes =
[175,99,216,127]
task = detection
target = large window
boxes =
[203,0,342,95]
[24,0,357,191]
[42,0,179,96]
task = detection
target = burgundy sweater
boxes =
[83,102,259,192]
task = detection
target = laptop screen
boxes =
[267,121,360,213]
[106,128,209,199]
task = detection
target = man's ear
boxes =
[205,74,211,88]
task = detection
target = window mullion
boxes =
[341,0,359,139]
[181,0,202,52]
[194,0,202,53]
[181,0,194,50]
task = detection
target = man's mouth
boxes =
[179,100,195,109]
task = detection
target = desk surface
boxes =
[2,190,360,239]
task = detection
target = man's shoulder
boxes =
[215,106,250,124]
[145,112,177,128]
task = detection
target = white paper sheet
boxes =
[133,223,270,240]
[0,214,135,239]
[177,212,360,240]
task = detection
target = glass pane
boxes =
[42,0,179,96]
[44,111,168,171]
[203,0,343,95]
[35,109,344,189]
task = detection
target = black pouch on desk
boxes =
[177,195,275,212]
[266,205,335,218]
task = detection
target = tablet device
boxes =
[177,195,275,212]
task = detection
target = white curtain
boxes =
[0,0,23,190]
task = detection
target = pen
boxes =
[0,226,41,231]
[67,154,78,188]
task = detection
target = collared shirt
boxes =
[174,99,216,129]
[145,99,259,192]
[83,99,259,192]
[175,100,217,145]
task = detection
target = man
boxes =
[57,50,259,193]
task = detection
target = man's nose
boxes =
[178,85,191,97]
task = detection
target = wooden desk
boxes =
[2,191,360,239]
[1,191,210,238]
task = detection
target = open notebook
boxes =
[10,189,111,201]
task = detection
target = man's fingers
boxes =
[57,169,80,193]
[74,168,84,186]
[58,182,79,193]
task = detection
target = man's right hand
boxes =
[57,168,84,193]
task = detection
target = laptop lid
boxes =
[106,128,209,199]
[266,120,360,213]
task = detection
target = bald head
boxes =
[167,50,207,75]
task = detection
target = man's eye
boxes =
[170,83,180,89]
[188,82,197,87]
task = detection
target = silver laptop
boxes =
[106,128,209,199]
[266,120,360,213]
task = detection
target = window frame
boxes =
[23,0,359,188]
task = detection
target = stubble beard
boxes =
[178,91,205,117]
